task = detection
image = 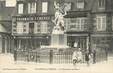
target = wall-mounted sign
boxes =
[15,16,51,21]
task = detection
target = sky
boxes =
[6,0,16,7]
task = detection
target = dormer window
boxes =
[77,0,84,9]
[98,0,105,9]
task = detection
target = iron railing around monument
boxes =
[14,48,108,64]
[14,48,74,64]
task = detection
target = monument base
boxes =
[51,34,67,47]
[41,25,69,49]
[40,34,69,49]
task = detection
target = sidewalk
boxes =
[0,54,113,73]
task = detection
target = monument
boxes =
[51,1,68,48]
[41,1,71,49]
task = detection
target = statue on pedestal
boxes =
[52,1,71,34]
[41,1,71,49]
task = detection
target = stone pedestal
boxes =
[51,34,67,47]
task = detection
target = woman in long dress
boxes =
[72,48,83,66]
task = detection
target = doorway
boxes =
[29,23,34,34]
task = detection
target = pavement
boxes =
[0,53,113,73]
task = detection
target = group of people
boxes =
[72,48,96,67]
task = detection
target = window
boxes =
[17,22,23,34]
[98,0,105,8]
[40,21,48,33]
[77,0,84,9]
[42,2,48,13]
[37,24,41,33]
[76,18,85,30]
[69,18,87,31]
[23,24,26,33]
[96,15,106,31]
[28,2,36,14]
[18,4,23,14]
[34,22,41,33]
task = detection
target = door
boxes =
[29,23,34,34]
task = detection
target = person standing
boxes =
[72,50,78,66]
[14,49,17,61]
[85,51,90,66]
[89,52,93,64]
[49,50,53,64]
[93,48,96,64]
[105,48,108,61]
[77,48,83,62]
[72,48,82,69]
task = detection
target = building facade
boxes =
[90,0,113,52]
[0,0,15,53]
[64,0,113,52]
[12,0,113,52]
[12,0,56,50]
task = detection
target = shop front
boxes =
[67,32,90,52]
[0,33,14,53]
[13,35,51,51]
